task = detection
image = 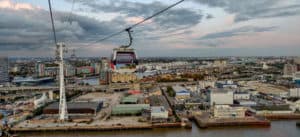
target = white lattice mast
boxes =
[57,43,68,121]
[48,0,68,121]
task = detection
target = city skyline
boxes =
[0,0,300,57]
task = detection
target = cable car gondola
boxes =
[111,28,138,73]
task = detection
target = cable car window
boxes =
[116,52,135,64]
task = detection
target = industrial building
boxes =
[234,100,257,106]
[120,96,138,104]
[172,85,190,100]
[249,105,293,115]
[216,80,238,88]
[234,92,251,100]
[209,88,234,106]
[43,102,103,115]
[111,104,150,115]
[148,95,172,115]
[151,106,168,122]
[213,105,246,118]
[0,57,9,84]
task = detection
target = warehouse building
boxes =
[172,85,190,100]
[43,102,103,116]
[151,106,168,123]
[213,105,246,118]
[235,100,257,106]
[234,91,251,100]
[216,80,237,89]
[120,96,138,104]
[209,88,234,106]
[249,105,293,115]
[111,104,150,115]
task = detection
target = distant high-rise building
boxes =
[0,57,9,84]
[64,63,76,77]
[35,62,45,77]
[99,57,111,85]
[91,62,101,74]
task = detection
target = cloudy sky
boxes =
[0,0,300,57]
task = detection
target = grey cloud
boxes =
[200,26,277,40]
[70,0,203,29]
[193,0,300,22]
[206,14,214,19]
[0,8,129,50]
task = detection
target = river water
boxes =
[20,121,300,137]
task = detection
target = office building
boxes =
[91,62,101,74]
[35,62,45,77]
[99,57,111,85]
[65,64,76,77]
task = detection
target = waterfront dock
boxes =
[10,125,153,132]
[258,114,300,120]
[194,115,270,128]
[8,122,188,133]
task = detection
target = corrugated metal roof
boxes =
[121,96,138,103]
[45,102,100,110]
[112,104,150,115]
[172,85,188,93]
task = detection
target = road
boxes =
[0,81,198,92]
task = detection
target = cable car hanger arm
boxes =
[120,28,133,48]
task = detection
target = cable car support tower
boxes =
[48,0,68,121]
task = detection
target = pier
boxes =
[257,114,300,120]
[193,114,270,128]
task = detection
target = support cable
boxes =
[85,0,185,47]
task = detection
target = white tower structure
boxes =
[47,0,68,121]
[57,43,68,121]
